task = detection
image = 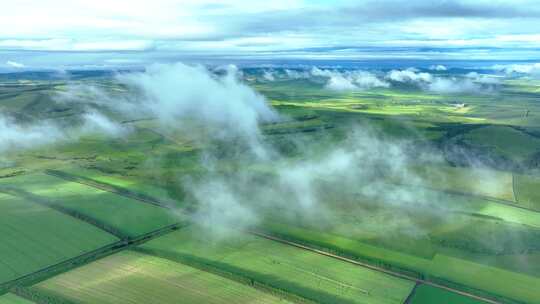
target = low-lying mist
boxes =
[0,62,511,241]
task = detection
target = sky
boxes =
[1,0,540,70]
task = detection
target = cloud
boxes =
[1,0,540,60]
[262,70,275,81]
[386,68,499,94]
[311,67,389,91]
[5,60,25,68]
[81,111,130,137]
[429,64,447,71]
[0,115,64,154]
[427,77,481,94]
[493,62,540,78]
[387,68,433,82]
[117,63,279,152]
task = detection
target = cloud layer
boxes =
[1,0,540,64]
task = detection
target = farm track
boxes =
[0,222,187,296]
[249,231,503,304]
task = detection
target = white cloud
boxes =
[5,60,25,68]
[262,70,275,81]
[387,68,433,82]
[493,62,540,78]
[311,67,389,91]
[427,77,481,94]
[429,64,447,71]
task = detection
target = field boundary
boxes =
[403,282,420,304]
[0,222,187,296]
[249,231,503,304]
[45,169,175,210]
[135,247,330,304]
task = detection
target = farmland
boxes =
[30,250,293,304]
[0,173,180,238]
[0,192,117,285]
[138,226,415,304]
[0,65,540,303]
[409,284,485,304]
[0,293,33,304]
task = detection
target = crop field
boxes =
[0,192,117,285]
[0,173,180,238]
[260,220,540,304]
[0,293,33,304]
[138,226,416,304]
[408,284,485,304]
[31,250,292,304]
[513,174,540,210]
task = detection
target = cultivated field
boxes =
[32,250,292,304]
[0,293,34,304]
[138,226,416,304]
[409,284,484,304]
[0,173,180,238]
[0,192,117,285]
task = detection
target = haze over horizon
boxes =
[2,0,540,71]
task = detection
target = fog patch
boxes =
[0,114,65,154]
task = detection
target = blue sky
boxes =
[1,0,540,69]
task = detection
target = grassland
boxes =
[0,192,117,285]
[31,250,292,304]
[138,226,415,304]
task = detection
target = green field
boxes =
[514,174,540,210]
[138,226,415,304]
[0,294,33,304]
[409,284,484,304]
[32,250,292,304]
[261,221,540,304]
[0,192,117,285]
[463,125,540,163]
[0,173,180,238]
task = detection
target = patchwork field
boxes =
[31,250,292,304]
[138,226,416,304]
[261,221,540,304]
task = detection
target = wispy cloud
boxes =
[5,60,25,68]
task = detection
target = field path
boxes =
[249,231,502,304]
